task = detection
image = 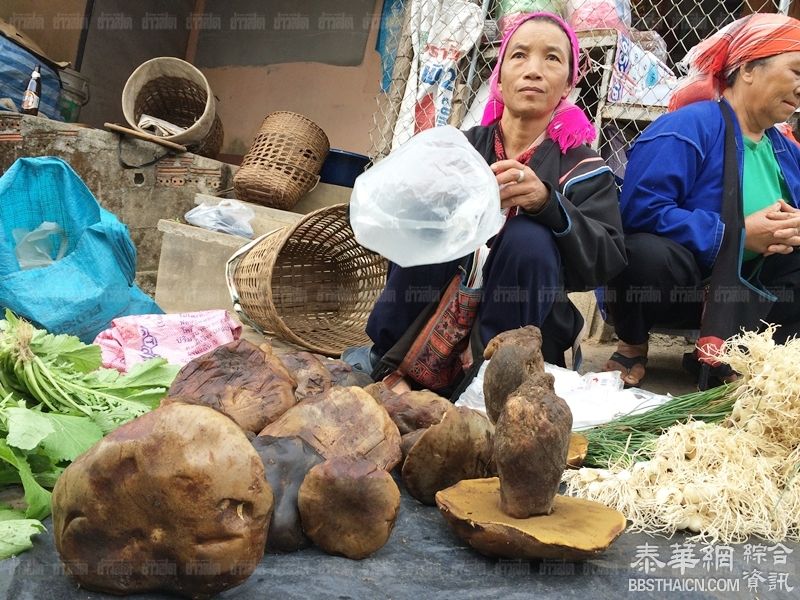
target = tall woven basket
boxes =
[226,204,387,356]
[122,57,224,158]
[233,112,330,210]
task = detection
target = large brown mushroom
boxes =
[322,357,374,387]
[298,457,400,559]
[401,406,495,505]
[164,339,296,434]
[52,403,273,599]
[435,478,626,561]
[277,350,333,400]
[400,429,426,462]
[567,433,589,468]
[251,435,325,553]
[259,386,402,471]
[376,389,453,434]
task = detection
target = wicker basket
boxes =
[233,112,330,210]
[122,57,224,159]
[225,204,387,356]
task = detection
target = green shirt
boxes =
[741,135,789,260]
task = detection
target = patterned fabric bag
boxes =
[382,272,481,392]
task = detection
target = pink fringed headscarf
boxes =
[481,12,595,153]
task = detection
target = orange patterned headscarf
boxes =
[669,13,800,111]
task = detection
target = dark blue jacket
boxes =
[620,99,800,270]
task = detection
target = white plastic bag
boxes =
[455,360,671,430]
[496,0,568,33]
[12,221,67,270]
[350,125,504,268]
[185,199,255,238]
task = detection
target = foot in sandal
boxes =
[604,341,649,388]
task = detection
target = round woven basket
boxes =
[122,57,224,158]
[233,112,330,210]
[226,204,387,356]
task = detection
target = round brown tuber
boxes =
[493,379,573,518]
[52,403,273,599]
[298,457,400,559]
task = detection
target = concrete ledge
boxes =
[293,181,352,213]
[568,291,612,343]
[155,220,248,313]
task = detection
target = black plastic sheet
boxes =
[2,487,797,600]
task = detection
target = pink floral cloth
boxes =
[94,310,242,372]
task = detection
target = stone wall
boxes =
[0,114,236,294]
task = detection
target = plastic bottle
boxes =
[21,65,42,116]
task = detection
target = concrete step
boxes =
[158,180,353,315]
[155,220,248,313]
[193,180,352,231]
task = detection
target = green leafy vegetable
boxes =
[0,507,26,521]
[0,309,180,558]
[0,519,46,559]
[6,408,103,461]
[0,440,51,520]
[0,309,179,434]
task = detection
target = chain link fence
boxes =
[369,0,792,179]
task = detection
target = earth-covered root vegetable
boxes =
[298,457,400,559]
[52,403,273,599]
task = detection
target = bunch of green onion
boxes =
[580,383,739,468]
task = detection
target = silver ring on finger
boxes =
[516,168,525,183]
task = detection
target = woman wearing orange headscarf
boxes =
[606,13,800,389]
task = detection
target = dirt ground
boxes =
[578,333,698,397]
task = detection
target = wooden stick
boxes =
[104,122,187,152]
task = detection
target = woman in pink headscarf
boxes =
[349,13,626,394]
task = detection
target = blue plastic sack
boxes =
[0,156,162,342]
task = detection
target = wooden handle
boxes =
[103,122,187,152]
